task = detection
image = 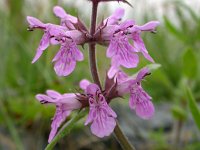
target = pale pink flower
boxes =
[53,6,77,29]
[52,41,84,76]
[36,90,81,142]
[27,16,85,76]
[103,8,125,26]
[81,82,117,138]
[27,16,67,63]
[130,21,160,62]
[98,8,159,68]
[115,67,155,119]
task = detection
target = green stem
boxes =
[45,110,87,150]
[114,122,136,150]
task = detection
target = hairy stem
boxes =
[88,2,136,150]
[88,2,101,89]
[114,122,136,150]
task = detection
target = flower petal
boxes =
[32,33,50,63]
[36,94,55,104]
[53,41,83,76]
[46,90,62,99]
[136,67,150,82]
[54,58,76,76]
[135,21,160,32]
[91,116,116,138]
[74,48,84,61]
[135,100,154,120]
[118,51,139,68]
[86,84,100,95]
[27,16,45,28]
[53,6,67,18]
[48,106,71,143]
[129,86,154,119]
[79,79,91,91]
[133,33,154,62]
[104,8,125,25]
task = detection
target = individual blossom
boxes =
[111,67,155,119]
[106,20,139,69]
[36,90,82,143]
[96,8,159,68]
[52,38,84,76]
[130,21,160,62]
[27,16,67,63]
[27,9,87,76]
[80,80,117,138]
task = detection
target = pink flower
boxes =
[115,67,155,119]
[103,8,125,26]
[27,16,85,76]
[36,90,81,142]
[98,8,159,68]
[81,81,117,138]
[27,16,68,62]
[52,40,84,76]
[107,28,139,69]
[130,21,160,62]
[53,6,77,29]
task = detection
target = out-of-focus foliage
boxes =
[0,0,200,149]
[185,87,200,131]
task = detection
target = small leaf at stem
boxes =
[185,87,200,131]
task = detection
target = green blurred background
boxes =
[0,0,200,149]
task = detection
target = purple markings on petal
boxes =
[130,21,160,62]
[32,33,50,63]
[129,86,154,119]
[48,107,71,143]
[100,8,159,65]
[36,90,81,142]
[136,67,150,82]
[115,68,154,119]
[107,32,139,69]
[27,17,84,75]
[90,115,116,138]
[132,33,154,62]
[85,84,117,138]
[53,41,84,76]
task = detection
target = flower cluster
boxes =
[28,3,159,143]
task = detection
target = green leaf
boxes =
[185,87,200,131]
[146,63,161,73]
[163,16,186,42]
[182,48,198,78]
[171,105,187,121]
